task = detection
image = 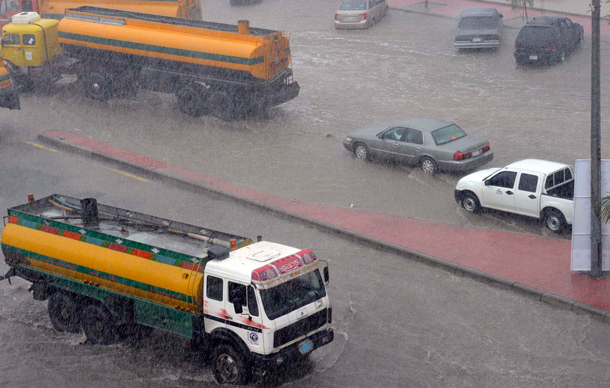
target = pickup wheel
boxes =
[545,210,566,233]
[48,291,81,333]
[81,304,118,345]
[461,192,481,214]
[213,344,249,385]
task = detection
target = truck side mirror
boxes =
[319,260,330,285]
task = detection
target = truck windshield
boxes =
[259,269,326,320]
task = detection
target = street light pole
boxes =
[590,0,602,277]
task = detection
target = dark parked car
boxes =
[455,8,503,49]
[514,16,583,65]
[343,118,493,175]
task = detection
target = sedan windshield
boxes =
[458,17,498,30]
[340,1,366,10]
[432,124,467,145]
[259,269,326,320]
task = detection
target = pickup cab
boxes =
[454,159,574,233]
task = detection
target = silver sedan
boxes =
[343,118,493,175]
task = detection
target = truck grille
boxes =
[273,309,328,348]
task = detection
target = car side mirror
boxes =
[485,180,491,186]
[499,14,503,18]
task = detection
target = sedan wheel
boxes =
[420,157,438,175]
[354,143,370,161]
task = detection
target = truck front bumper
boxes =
[251,328,334,375]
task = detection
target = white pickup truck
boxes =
[454,159,574,233]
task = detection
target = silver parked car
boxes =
[455,8,503,49]
[343,118,493,175]
[335,0,388,30]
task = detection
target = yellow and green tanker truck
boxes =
[1,7,299,119]
[0,194,333,384]
[0,55,20,109]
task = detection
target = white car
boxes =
[454,159,574,232]
[335,0,388,29]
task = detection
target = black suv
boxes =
[514,16,583,65]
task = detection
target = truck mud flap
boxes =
[266,81,300,108]
[0,86,21,110]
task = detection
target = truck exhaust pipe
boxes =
[80,198,100,227]
[238,20,250,35]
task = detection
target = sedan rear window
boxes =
[340,1,366,10]
[431,124,467,145]
[458,16,498,30]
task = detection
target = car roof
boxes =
[505,159,570,174]
[460,8,500,17]
[396,118,454,132]
[526,16,566,26]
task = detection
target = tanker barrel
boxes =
[80,198,100,227]
[238,20,250,35]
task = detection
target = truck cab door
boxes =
[481,170,517,211]
[513,172,542,216]
[227,282,264,351]
[1,32,25,66]
[203,275,226,332]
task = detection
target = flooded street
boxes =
[2,1,610,386]
[4,1,606,237]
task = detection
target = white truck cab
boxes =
[454,159,574,232]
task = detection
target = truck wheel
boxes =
[545,210,566,233]
[83,72,112,101]
[176,85,205,117]
[48,291,80,333]
[461,192,481,214]
[420,157,438,176]
[213,344,249,385]
[208,91,235,121]
[81,304,118,345]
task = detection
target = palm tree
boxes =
[507,0,534,22]
[600,195,610,224]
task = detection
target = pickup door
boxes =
[482,170,543,216]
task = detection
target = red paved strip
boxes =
[44,131,171,169]
[41,131,610,314]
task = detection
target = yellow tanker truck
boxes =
[0,194,333,384]
[1,7,299,119]
[0,55,20,109]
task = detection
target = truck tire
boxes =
[208,91,235,121]
[461,192,481,214]
[213,343,249,385]
[81,304,118,345]
[545,210,566,233]
[48,291,80,333]
[176,85,206,117]
[82,72,112,101]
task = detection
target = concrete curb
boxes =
[37,133,608,321]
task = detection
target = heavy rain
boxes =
[1,0,610,386]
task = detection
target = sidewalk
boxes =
[39,131,610,321]
[387,0,610,40]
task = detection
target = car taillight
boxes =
[362,12,367,19]
[514,43,518,51]
[454,151,473,160]
[551,44,558,52]
[482,143,490,153]
[335,12,338,20]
